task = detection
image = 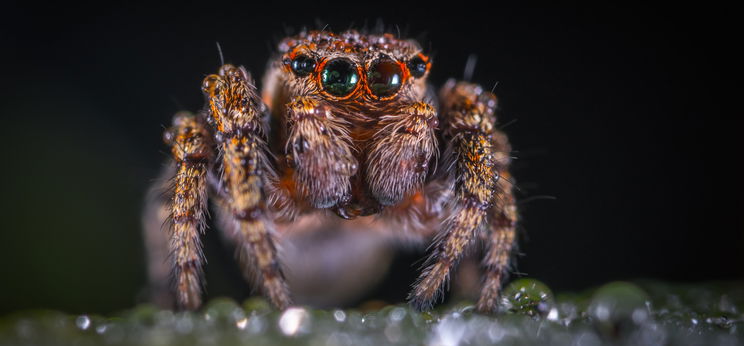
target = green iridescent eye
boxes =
[321,59,359,97]
[368,58,403,97]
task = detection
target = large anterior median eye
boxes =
[321,59,359,97]
[368,59,403,97]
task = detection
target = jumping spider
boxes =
[143,29,517,313]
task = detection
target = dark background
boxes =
[1,2,740,314]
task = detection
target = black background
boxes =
[1,2,740,314]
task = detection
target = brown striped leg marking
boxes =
[163,112,212,310]
[477,131,517,312]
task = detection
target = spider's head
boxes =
[275,30,431,106]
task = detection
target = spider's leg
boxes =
[366,101,438,206]
[478,163,517,312]
[158,112,213,310]
[409,80,513,311]
[284,97,357,210]
[203,64,291,309]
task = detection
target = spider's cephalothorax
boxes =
[144,29,517,313]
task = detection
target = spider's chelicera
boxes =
[144,29,517,313]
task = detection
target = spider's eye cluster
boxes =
[320,59,359,97]
[288,52,429,98]
[368,59,403,97]
[290,55,316,76]
[407,56,428,78]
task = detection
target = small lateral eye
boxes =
[407,56,428,78]
[290,55,316,76]
[368,58,403,97]
[321,59,359,97]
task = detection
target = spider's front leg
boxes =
[203,64,291,309]
[408,81,516,313]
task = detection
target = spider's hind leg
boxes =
[142,111,213,310]
[408,80,516,313]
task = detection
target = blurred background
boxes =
[1,2,739,315]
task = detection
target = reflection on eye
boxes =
[408,56,428,78]
[368,59,403,97]
[321,59,359,97]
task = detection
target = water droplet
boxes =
[588,281,650,338]
[501,278,554,317]
[589,282,649,323]
[429,315,467,346]
[333,310,346,322]
[547,307,560,321]
[278,307,310,336]
[75,315,90,330]
[389,307,406,322]
[236,317,248,329]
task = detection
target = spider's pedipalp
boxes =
[203,64,292,309]
[366,101,438,206]
[284,96,357,209]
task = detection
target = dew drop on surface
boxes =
[333,310,346,323]
[278,307,310,336]
[501,278,555,316]
[389,307,406,322]
[429,316,466,346]
[593,305,610,322]
[246,314,266,334]
[76,315,90,330]
[631,307,649,324]
[547,307,560,321]
[235,317,248,330]
[588,281,649,324]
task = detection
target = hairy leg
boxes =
[203,64,291,309]
[476,126,517,311]
[159,112,213,310]
[409,80,514,311]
